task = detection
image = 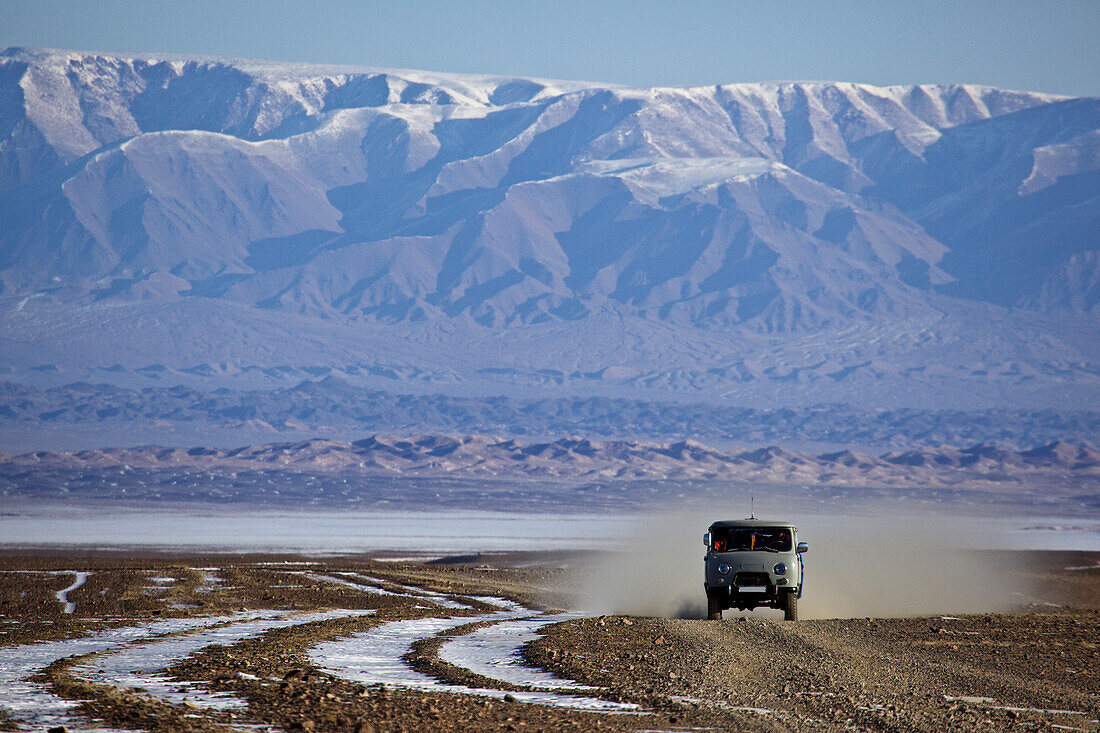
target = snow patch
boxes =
[0,613,262,731]
[69,609,376,711]
[671,695,771,714]
[579,156,779,199]
[336,567,470,607]
[54,571,88,613]
[310,608,638,712]
[1065,562,1100,571]
[439,613,594,690]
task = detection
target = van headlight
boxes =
[717,563,731,575]
[773,562,787,575]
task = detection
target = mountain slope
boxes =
[0,48,1098,440]
[4,433,1097,495]
[2,48,1095,326]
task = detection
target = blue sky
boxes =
[2,0,1097,96]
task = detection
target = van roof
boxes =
[708,519,797,530]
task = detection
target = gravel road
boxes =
[0,551,1095,732]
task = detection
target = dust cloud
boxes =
[575,510,1032,620]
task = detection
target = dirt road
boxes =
[0,551,1096,732]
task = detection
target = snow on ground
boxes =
[300,572,403,597]
[342,572,473,609]
[300,571,470,609]
[54,571,88,613]
[468,596,530,611]
[438,613,595,690]
[2,574,631,726]
[302,571,527,611]
[0,570,92,613]
[942,696,1088,717]
[671,695,773,715]
[309,606,638,712]
[0,613,263,731]
[1066,562,1100,571]
[68,609,376,711]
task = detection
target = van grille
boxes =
[734,572,770,588]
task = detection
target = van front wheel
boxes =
[707,591,722,620]
[782,590,798,621]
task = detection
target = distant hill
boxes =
[1,380,1099,452]
[4,433,1097,492]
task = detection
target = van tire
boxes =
[707,591,722,620]
[783,591,798,621]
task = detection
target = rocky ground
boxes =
[0,550,1096,732]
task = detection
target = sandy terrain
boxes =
[0,550,1096,732]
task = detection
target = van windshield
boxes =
[712,527,792,553]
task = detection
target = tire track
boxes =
[0,612,263,732]
[68,609,376,711]
[300,572,637,711]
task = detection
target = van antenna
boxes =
[750,495,755,519]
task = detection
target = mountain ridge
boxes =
[5,46,1075,99]
[4,433,1097,491]
[2,379,1099,453]
[3,46,1090,326]
[1,48,1098,446]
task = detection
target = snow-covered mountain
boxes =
[0,48,1098,445]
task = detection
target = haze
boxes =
[1,0,1098,96]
